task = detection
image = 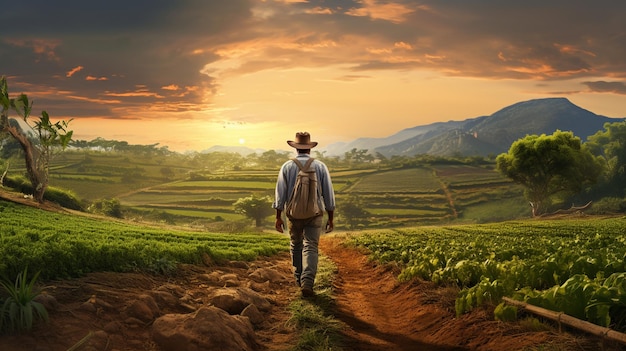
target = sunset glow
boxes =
[2,1,625,153]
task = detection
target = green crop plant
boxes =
[494,302,517,322]
[348,217,626,331]
[0,267,48,333]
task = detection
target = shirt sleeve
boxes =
[272,161,290,211]
[317,162,336,212]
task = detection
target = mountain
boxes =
[323,98,624,157]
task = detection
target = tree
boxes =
[586,121,626,197]
[233,195,274,227]
[496,131,603,216]
[0,77,73,203]
[343,148,370,164]
[339,195,370,229]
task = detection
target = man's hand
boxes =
[325,219,334,233]
[275,217,285,233]
[325,210,334,233]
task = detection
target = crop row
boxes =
[0,201,288,281]
[347,218,626,331]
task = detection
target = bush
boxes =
[2,176,83,210]
[2,175,30,193]
[589,197,626,215]
[87,198,123,218]
[44,186,83,210]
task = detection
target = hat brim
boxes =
[287,141,318,149]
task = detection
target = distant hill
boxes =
[201,145,266,156]
[323,98,624,157]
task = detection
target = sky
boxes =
[2,0,626,153]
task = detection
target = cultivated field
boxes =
[346,216,626,332]
[1,149,624,350]
[38,151,529,229]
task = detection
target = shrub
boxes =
[44,186,83,210]
[87,198,123,218]
[2,176,83,210]
[588,197,626,214]
[2,175,30,193]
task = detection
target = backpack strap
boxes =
[292,157,315,171]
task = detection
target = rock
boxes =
[152,306,258,351]
[197,271,222,284]
[124,317,146,327]
[247,280,271,293]
[219,273,240,286]
[34,291,59,311]
[150,290,179,310]
[138,294,160,315]
[83,330,109,350]
[229,261,249,269]
[79,300,97,313]
[249,267,288,283]
[156,283,185,297]
[209,287,272,315]
[241,304,264,326]
[103,321,122,334]
[124,297,158,323]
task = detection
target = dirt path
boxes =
[321,236,466,351]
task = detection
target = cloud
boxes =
[2,0,626,122]
[583,81,626,95]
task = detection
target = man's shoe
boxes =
[301,286,315,298]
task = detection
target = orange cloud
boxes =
[346,0,414,23]
[66,66,84,77]
[162,84,181,91]
[305,7,333,15]
[104,91,164,98]
[86,75,108,81]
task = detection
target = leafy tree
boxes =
[339,195,370,229]
[496,131,603,216]
[586,121,626,197]
[344,148,370,164]
[257,150,290,168]
[233,195,274,227]
[0,77,73,203]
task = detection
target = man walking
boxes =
[273,132,335,297]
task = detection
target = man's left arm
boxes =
[319,164,335,232]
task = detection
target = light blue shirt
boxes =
[273,153,335,213]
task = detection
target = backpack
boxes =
[286,158,322,219]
